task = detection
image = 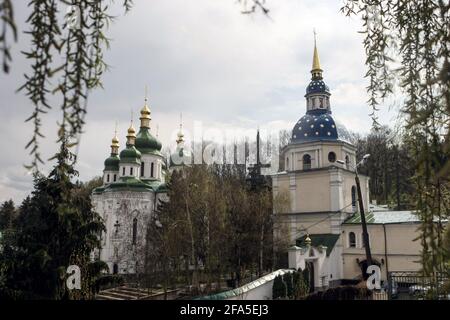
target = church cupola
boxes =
[305,33,331,114]
[126,121,137,146]
[290,33,351,145]
[140,96,151,129]
[103,129,121,184]
[135,94,162,154]
[119,120,142,178]
[111,130,120,155]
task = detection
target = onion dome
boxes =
[135,97,162,154]
[120,122,141,164]
[104,155,120,171]
[104,131,120,171]
[306,79,330,95]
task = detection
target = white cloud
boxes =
[0,0,398,203]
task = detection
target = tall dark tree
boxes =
[0,141,105,299]
[0,200,15,230]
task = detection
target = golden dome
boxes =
[127,122,136,137]
[140,100,151,119]
[111,134,119,147]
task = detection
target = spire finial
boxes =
[145,85,148,102]
[311,29,322,79]
[312,29,321,71]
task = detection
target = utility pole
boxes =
[355,172,372,268]
[338,154,373,273]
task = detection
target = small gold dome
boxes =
[111,134,119,147]
[127,122,136,137]
[140,98,151,119]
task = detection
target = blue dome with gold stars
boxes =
[306,79,330,95]
[291,109,339,143]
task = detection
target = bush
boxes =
[283,272,294,298]
[305,285,372,300]
[272,275,286,299]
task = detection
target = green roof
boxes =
[104,176,154,192]
[104,154,120,171]
[135,128,162,154]
[296,233,339,256]
[343,210,420,225]
[93,177,167,193]
[119,146,141,164]
[197,269,293,300]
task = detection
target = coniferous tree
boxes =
[0,200,15,231]
[0,141,105,299]
[272,275,286,299]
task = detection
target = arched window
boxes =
[107,174,110,183]
[348,232,356,248]
[286,157,290,170]
[130,167,133,176]
[122,167,125,176]
[140,162,145,177]
[328,152,336,163]
[151,162,154,177]
[113,174,117,182]
[351,186,357,210]
[345,155,350,169]
[303,154,311,170]
[113,263,118,274]
[132,218,138,245]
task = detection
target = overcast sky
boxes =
[0,0,399,204]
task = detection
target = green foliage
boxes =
[146,164,273,293]
[283,272,293,298]
[0,142,105,299]
[355,126,415,209]
[293,268,309,299]
[306,285,371,300]
[0,199,16,230]
[342,0,450,278]
[272,275,286,300]
[0,0,17,73]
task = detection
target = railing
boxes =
[387,271,449,300]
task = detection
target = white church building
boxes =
[91,97,189,274]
